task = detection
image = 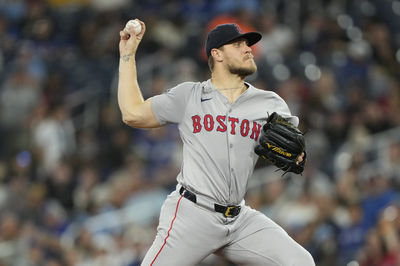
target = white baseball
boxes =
[125,20,142,35]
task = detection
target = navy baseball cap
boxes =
[205,23,262,57]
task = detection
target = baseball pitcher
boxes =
[118,19,315,266]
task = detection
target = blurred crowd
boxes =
[1,0,400,265]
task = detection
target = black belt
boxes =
[179,187,241,218]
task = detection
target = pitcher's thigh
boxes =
[141,193,225,266]
[141,232,206,266]
[222,211,315,266]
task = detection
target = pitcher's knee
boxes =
[289,248,315,266]
[301,250,315,265]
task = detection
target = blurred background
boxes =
[1,0,400,265]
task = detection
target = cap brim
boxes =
[224,32,262,47]
[241,32,262,46]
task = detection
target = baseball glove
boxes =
[254,112,306,174]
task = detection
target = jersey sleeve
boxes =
[273,94,299,127]
[151,82,194,125]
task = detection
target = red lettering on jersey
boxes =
[192,114,261,141]
[228,117,239,135]
[192,115,202,133]
[240,119,250,137]
[216,115,227,132]
[204,114,214,131]
[250,122,262,141]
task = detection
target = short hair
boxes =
[207,47,224,72]
[208,56,214,72]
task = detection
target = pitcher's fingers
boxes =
[299,152,305,162]
[136,20,146,38]
[120,30,130,40]
[296,152,305,165]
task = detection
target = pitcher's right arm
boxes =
[117,19,160,129]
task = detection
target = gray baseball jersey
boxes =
[142,79,314,266]
[151,79,298,205]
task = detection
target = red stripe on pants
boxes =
[150,195,183,265]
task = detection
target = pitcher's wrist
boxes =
[120,53,135,62]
